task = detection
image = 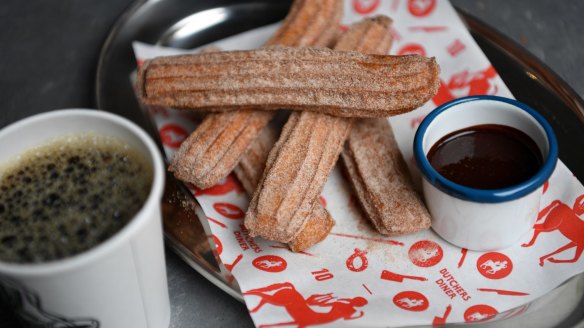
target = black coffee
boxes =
[0,134,153,263]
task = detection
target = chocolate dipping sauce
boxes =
[427,124,543,190]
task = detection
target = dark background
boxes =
[0,0,583,327]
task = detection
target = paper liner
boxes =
[133,0,584,326]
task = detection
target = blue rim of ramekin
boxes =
[413,95,558,203]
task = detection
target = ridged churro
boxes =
[233,124,335,252]
[137,47,440,118]
[265,0,343,48]
[342,118,431,235]
[245,16,397,243]
[168,0,343,188]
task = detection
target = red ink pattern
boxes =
[477,252,513,279]
[523,194,584,266]
[464,304,498,322]
[346,248,369,272]
[393,291,429,312]
[381,270,427,283]
[408,240,443,267]
[225,254,243,272]
[476,288,529,296]
[447,38,466,57]
[397,43,426,56]
[207,217,226,228]
[458,248,468,268]
[352,0,381,15]
[160,124,188,149]
[244,282,367,327]
[432,304,452,326]
[407,0,436,17]
[252,255,287,273]
[432,66,498,106]
[330,232,404,246]
[213,202,245,220]
[195,174,242,196]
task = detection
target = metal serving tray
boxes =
[96,0,584,326]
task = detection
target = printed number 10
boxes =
[311,268,334,281]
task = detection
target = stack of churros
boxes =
[137,0,439,251]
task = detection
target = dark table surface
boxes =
[1,0,583,327]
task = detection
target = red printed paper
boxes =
[132,0,584,326]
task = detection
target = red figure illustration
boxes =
[252,255,288,273]
[476,252,513,279]
[380,270,427,282]
[408,240,443,267]
[393,291,429,312]
[432,66,498,106]
[522,194,584,266]
[244,282,367,328]
[464,304,498,322]
[346,248,368,272]
[432,304,452,326]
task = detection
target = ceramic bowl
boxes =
[414,95,558,251]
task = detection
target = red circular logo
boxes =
[252,255,287,273]
[397,43,426,56]
[160,124,189,149]
[352,0,381,15]
[393,291,429,312]
[211,234,223,255]
[408,0,436,17]
[213,202,245,220]
[477,252,513,279]
[408,240,443,267]
[464,304,498,322]
[195,174,242,196]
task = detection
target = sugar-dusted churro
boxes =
[170,109,274,188]
[245,16,398,243]
[232,124,278,195]
[233,124,335,252]
[168,0,343,188]
[342,118,431,235]
[137,47,440,118]
[265,0,343,48]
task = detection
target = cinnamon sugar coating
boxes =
[233,124,335,252]
[342,118,431,235]
[244,16,399,243]
[168,0,343,189]
[137,46,440,118]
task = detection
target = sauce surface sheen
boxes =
[427,124,543,190]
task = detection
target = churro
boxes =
[245,16,397,243]
[137,47,440,118]
[168,0,343,188]
[342,118,431,235]
[233,124,335,252]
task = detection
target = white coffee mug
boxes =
[414,96,558,251]
[0,109,170,328]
